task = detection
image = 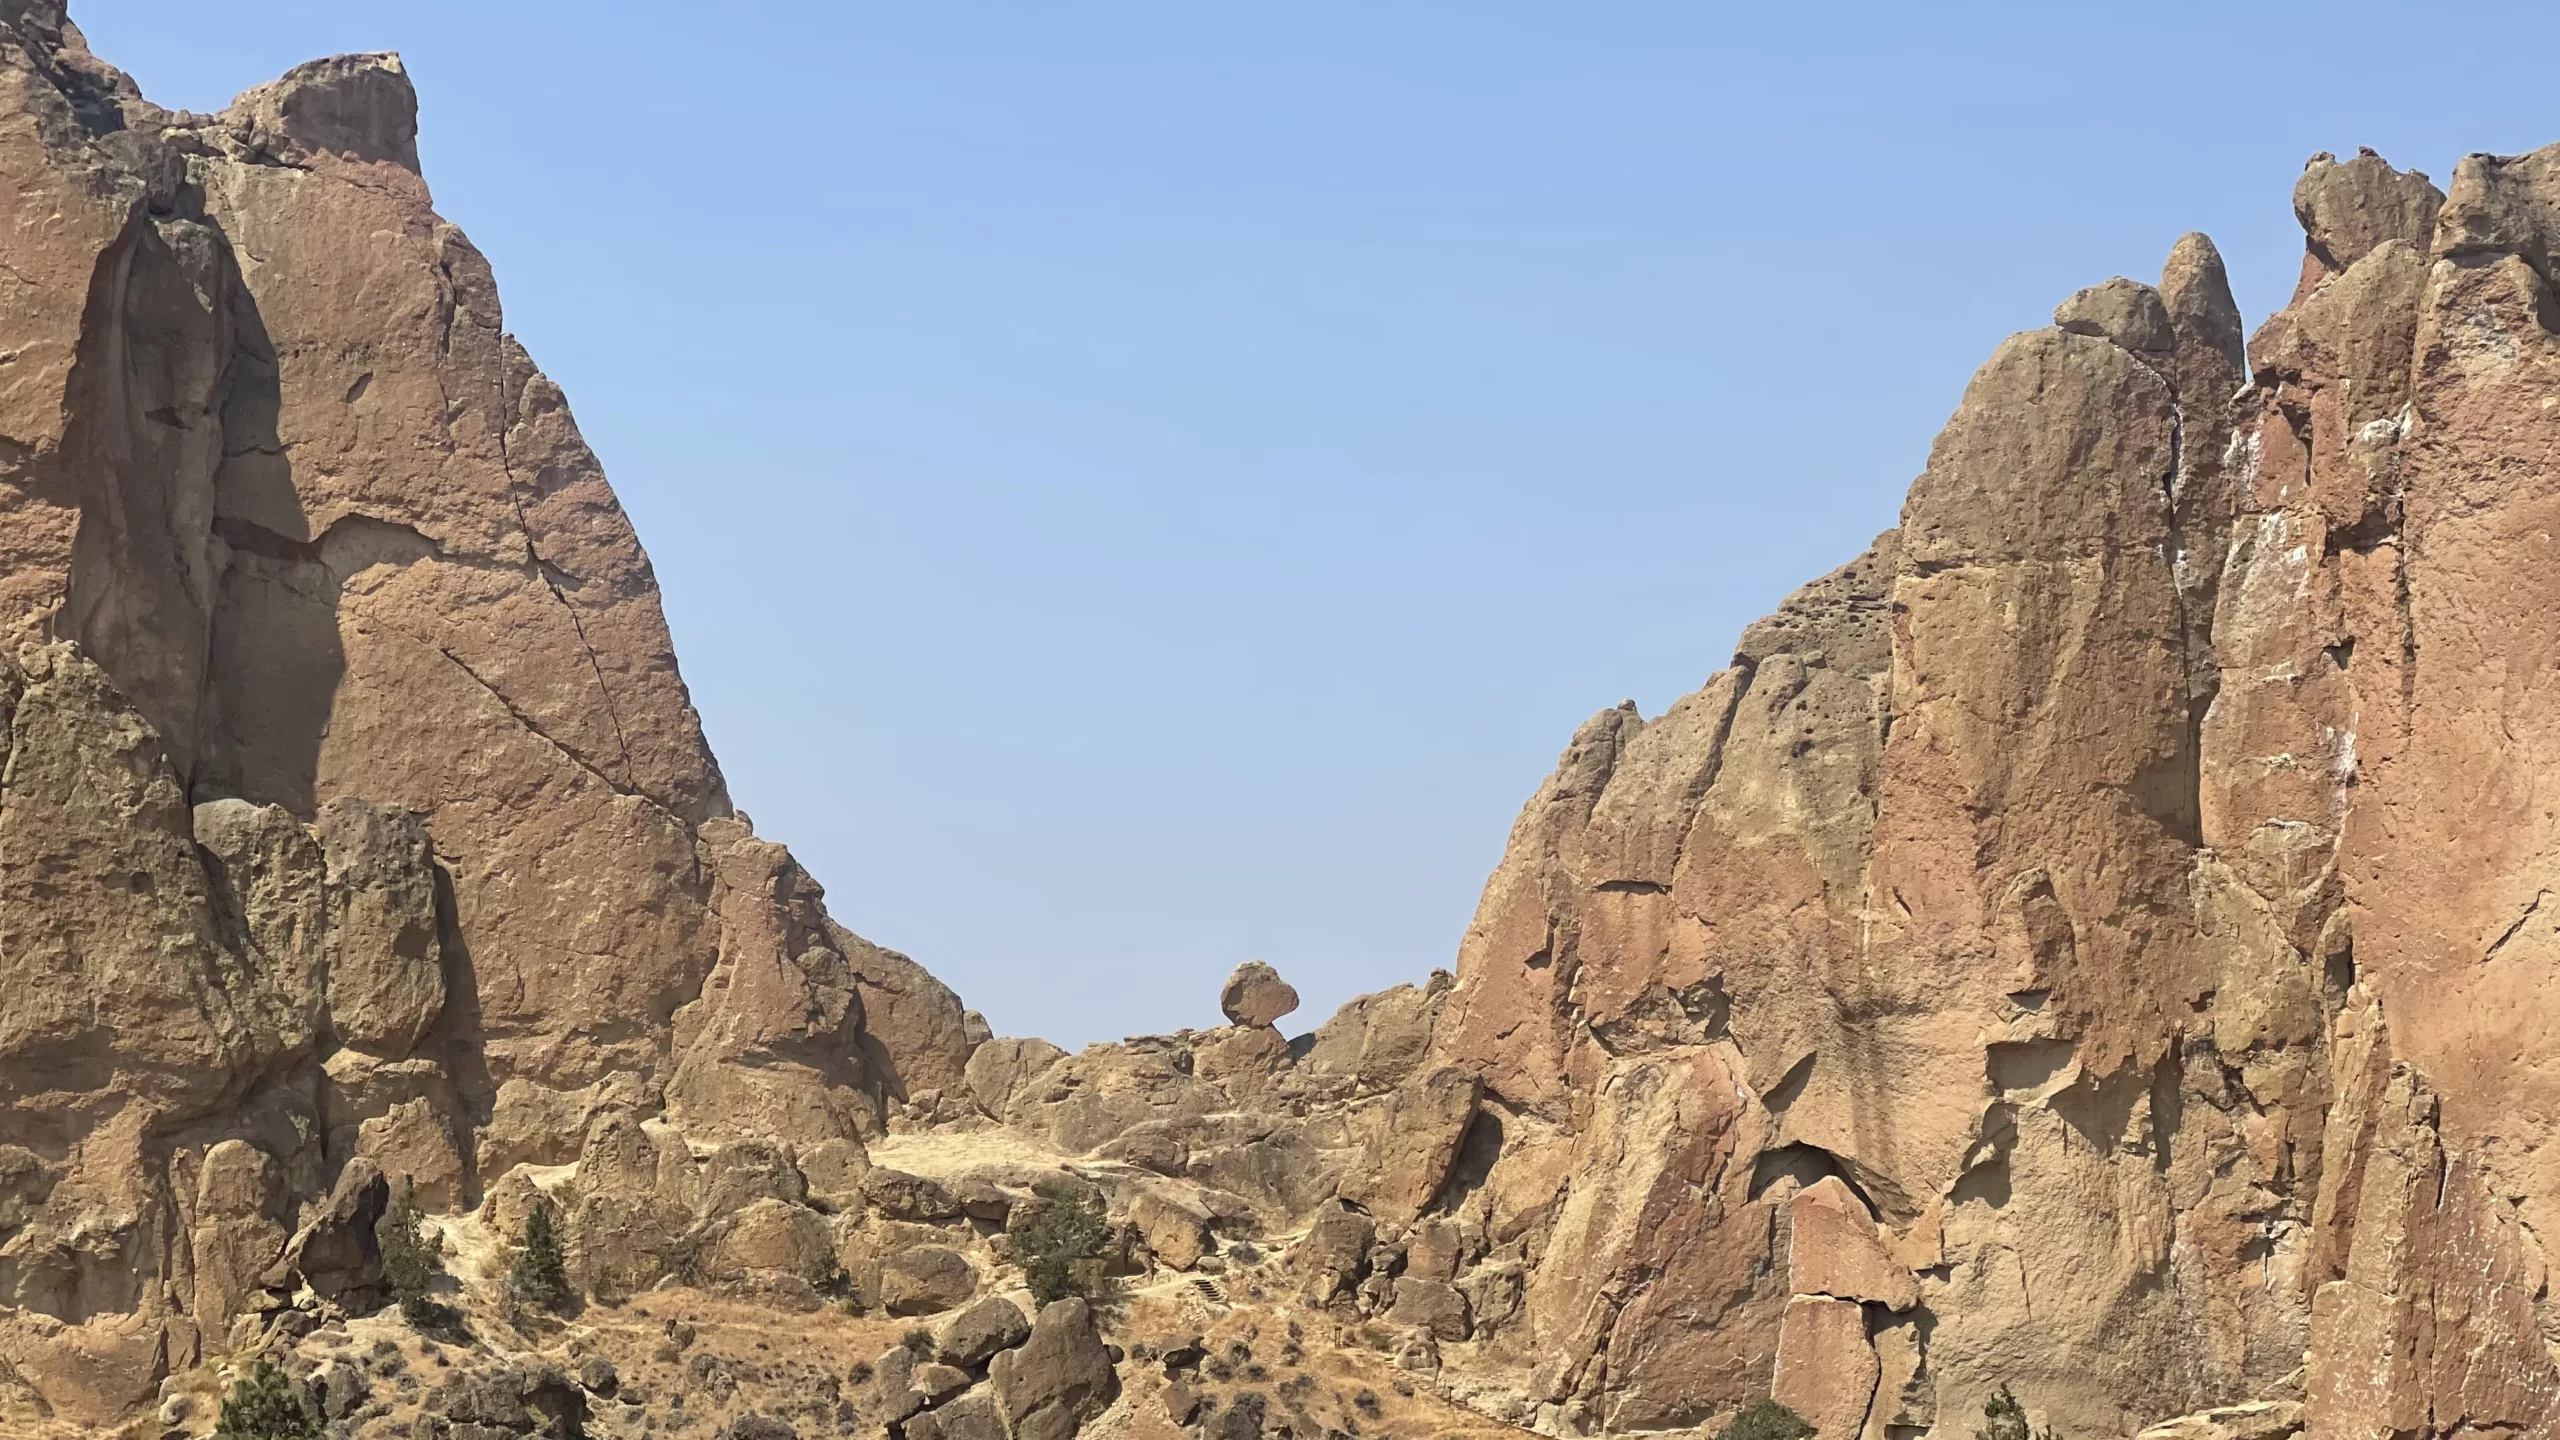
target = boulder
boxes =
[912,1362,973,1404]
[939,1296,1033,1368]
[966,1037,1069,1118]
[866,1169,965,1223]
[1337,1067,1479,1224]
[866,1346,924,1424]
[881,1246,979,1315]
[913,1388,1008,1440]
[1219,961,1300,1029]
[265,1158,389,1302]
[1129,1187,1216,1271]
[1388,1277,1470,1342]
[989,1298,1122,1440]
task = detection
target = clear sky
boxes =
[72,2,2560,1049]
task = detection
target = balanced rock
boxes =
[1218,961,1299,1029]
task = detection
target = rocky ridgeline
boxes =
[9,2,2560,1438]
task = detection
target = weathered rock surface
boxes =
[990,1299,1122,1440]
[938,1295,1032,1367]
[1353,137,2560,1440]
[0,6,961,1421]
[14,7,2560,1440]
[1219,961,1301,1029]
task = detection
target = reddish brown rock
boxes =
[1788,1177,1916,1311]
[1772,1296,1880,1440]
[1219,960,1300,1029]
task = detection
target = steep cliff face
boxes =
[12,5,2560,1440]
[0,4,972,1422]
[1406,146,2560,1440]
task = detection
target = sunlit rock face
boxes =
[11,3,2560,1436]
[0,6,969,1422]
[1420,145,2560,1440]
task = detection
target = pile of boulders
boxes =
[861,1295,1120,1440]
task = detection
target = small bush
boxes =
[1977,1384,2061,1440]
[507,1195,571,1310]
[1009,1180,1108,1305]
[803,1251,850,1298]
[219,1357,319,1440]
[1715,1397,1814,1440]
[902,1327,936,1357]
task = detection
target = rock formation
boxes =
[10,6,2560,1440]
[0,3,973,1426]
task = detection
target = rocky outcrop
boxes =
[0,5,964,1423]
[18,5,2560,1439]
[990,1299,1122,1440]
[1220,961,1301,1029]
[1353,137,2560,1440]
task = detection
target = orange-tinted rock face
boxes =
[1422,145,2560,1440]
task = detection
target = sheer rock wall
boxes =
[1406,146,2560,1440]
[0,5,970,1422]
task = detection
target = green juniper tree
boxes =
[1713,1397,1815,1440]
[1007,1179,1108,1305]
[376,1177,456,1328]
[218,1357,319,1440]
[506,1194,571,1310]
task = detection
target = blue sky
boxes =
[75,2,2560,1047]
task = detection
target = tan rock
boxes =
[184,1141,286,1339]
[1129,1186,1216,1271]
[938,1295,1032,1368]
[966,1036,1069,1118]
[266,1158,387,1302]
[989,1298,1121,1440]
[703,1199,832,1282]
[1772,1297,1879,1440]
[865,1169,964,1223]
[1219,960,1300,1029]
[2137,1400,2304,1440]
[1388,1276,1470,1341]
[314,798,445,1057]
[2054,277,2175,364]
[798,1137,874,1212]
[880,1245,979,1315]
[1788,1177,1915,1310]
[1338,1067,1478,1225]
[1295,975,1449,1094]
[478,1073,648,1177]
[915,1388,1008,1440]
